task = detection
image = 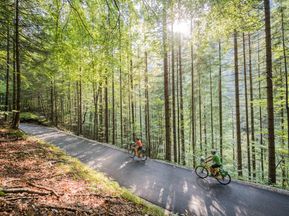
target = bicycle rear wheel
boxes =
[195,166,209,179]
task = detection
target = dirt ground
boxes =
[0,128,147,216]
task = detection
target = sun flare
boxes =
[173,20,191,36]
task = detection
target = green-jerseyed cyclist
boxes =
[205,149,222,176]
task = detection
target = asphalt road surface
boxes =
[20,123,289,216]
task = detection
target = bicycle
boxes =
[195,157,231,185]
[128,142,147,161]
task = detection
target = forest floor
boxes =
[0,127,164,216]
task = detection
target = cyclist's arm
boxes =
[205,156,213,163]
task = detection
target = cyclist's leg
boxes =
[209,165,214,176]
[211,164,219,176]
[138,146,143,157]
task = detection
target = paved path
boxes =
[20,123,289,216]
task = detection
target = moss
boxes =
[20,112,50,126]
[20,112,39,121]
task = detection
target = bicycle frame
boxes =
[201,161,226,177]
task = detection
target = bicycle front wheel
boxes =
[141,153,147,161]
[195,166,209,179]
[216,173,231,185]
[129,148,135,158]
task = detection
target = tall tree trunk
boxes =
[68,82,72,130]
[130,60,136,141]
[112,72,115,144]
[50,81,54,123]
[93,83,99,140]
[5,23,10,115]
[280,69,287,188]
[98,85,103,142]
[12,29,16,110]
[264,0,276,184]
[209,61,214,149]
[176,51,181,163]
[120,66,123,146]
[191,20,196,167]
[138,61,142,139]
[12,0,21,129]
[76,81,79,135]
[257,36,264,180]
[204,104,208,157]
[281,7,289,158]
[172,25,177,163]
[105,76,109,143]
[145,52,151,157]
[119,19,123,147]
[54,80,58,127]
[179,35,185,165]
[218,40,223,158]
[248,33,256,179]
[231,108,235,162]
[79,76,83,135]
[163,3,171,161]
[243,33,251,180]
[198,69,202,152]
[234,30,243,177]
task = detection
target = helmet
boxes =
[211,149,217,155]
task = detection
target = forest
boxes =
[0,0,289,189]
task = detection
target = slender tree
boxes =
[243,33,251,179]
[12,0,21,129]
[5,22,10,115]
[191,20,196,166]
[198,69,202,152]
[209,61,214,149]
[257,34,264,180]
[171,23,178,163]
[234,31,242,177]
[144,52,151,157]
[281,7,289,157]
[218,40,223,158]
[163,2,171,161]
[264,0,276,184]
[112,71,115,144]
[105,76,109,143]
[179,34,185,165]
[130,60,136,141]
[248,33,256,179]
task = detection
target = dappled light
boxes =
[19,123,289,215]
[2,0,289,214]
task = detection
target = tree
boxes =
[144,52,151,157]
[163,1,171,161]
[234,31,242,177]
[242,33,251,179]
[218,40,223,158]
[11,0,20,129]
[248,33,256,179]
[264,0,276,184]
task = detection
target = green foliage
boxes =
[0,190,6,196]
[2,0,289,191]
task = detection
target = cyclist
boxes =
[134,138,143,158]
[205,149,222,176]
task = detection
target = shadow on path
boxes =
[20,123,289,216]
